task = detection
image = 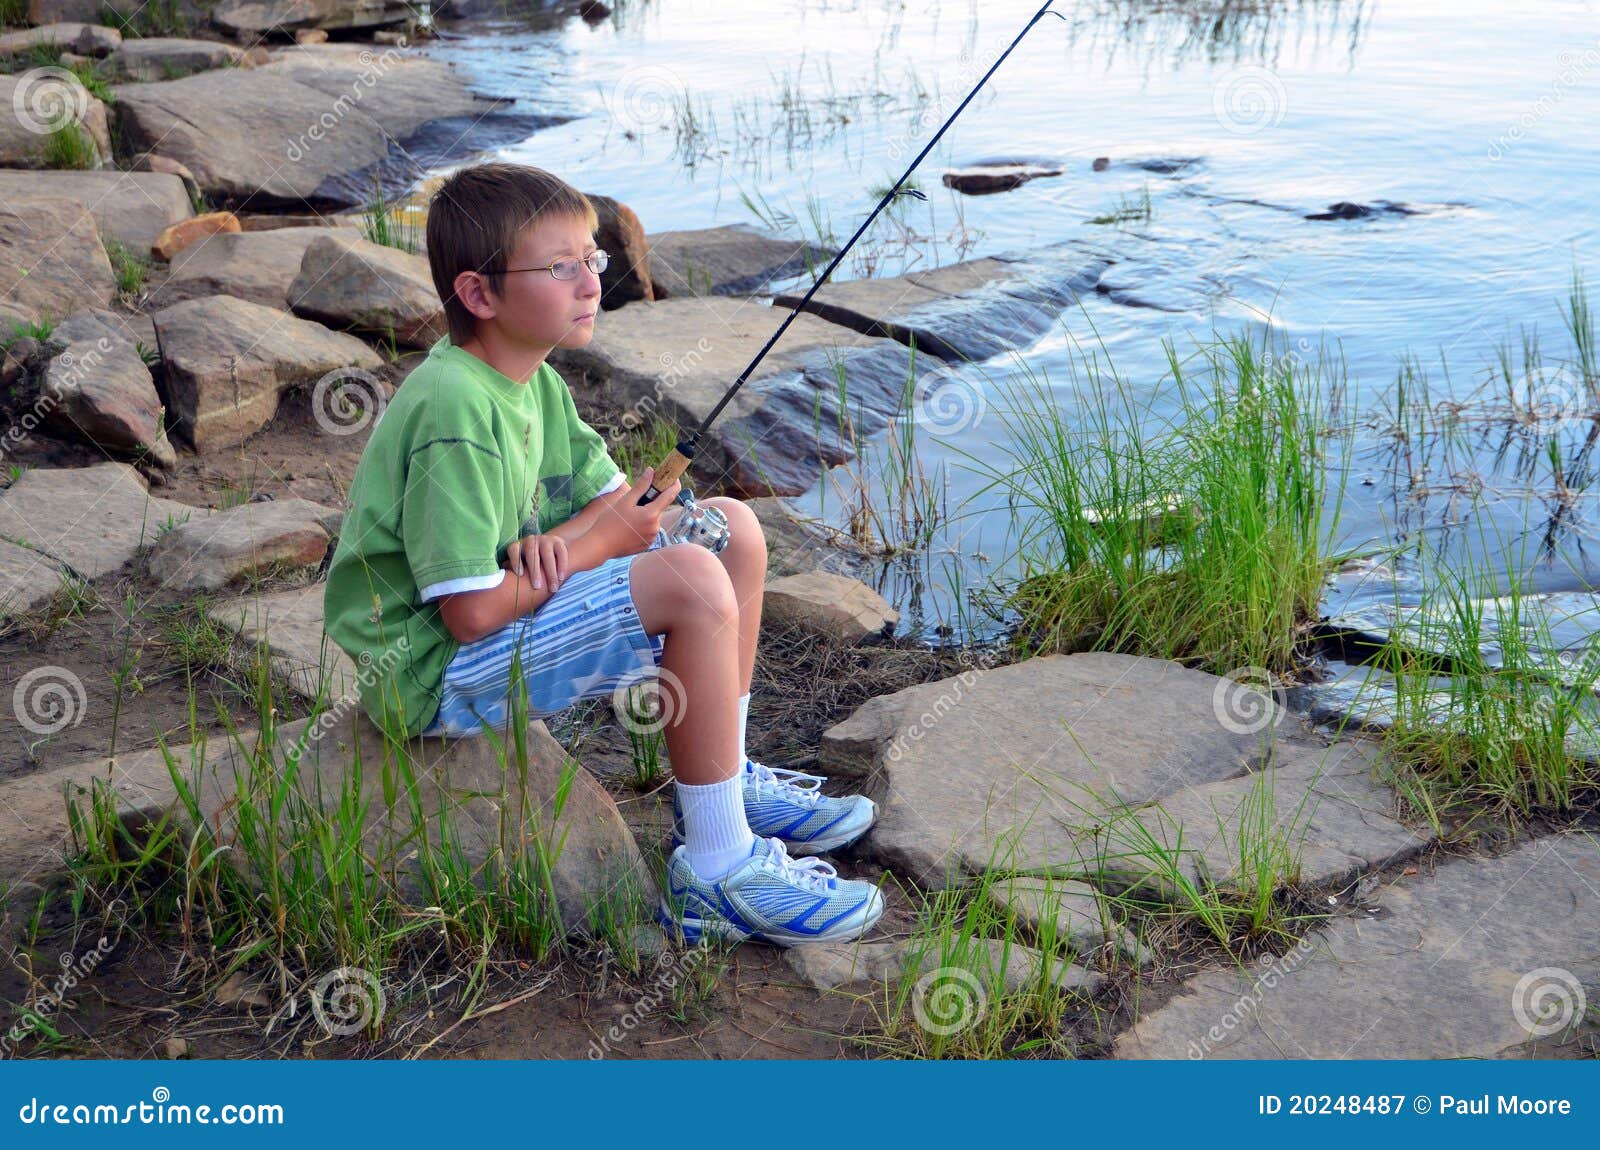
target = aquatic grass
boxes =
[1087,183,1153,227]
[968,328,1340,676]
[1373,535,1600,821]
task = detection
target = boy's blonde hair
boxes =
[425,162,599,345]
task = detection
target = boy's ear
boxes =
[452,270,498,322]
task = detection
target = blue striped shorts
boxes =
[422,530,670,737]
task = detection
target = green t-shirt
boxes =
[323,339,622,738]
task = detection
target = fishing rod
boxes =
[638,0,1064,508]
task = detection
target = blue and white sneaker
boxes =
[672,759,877,855]
[657,835,885,947]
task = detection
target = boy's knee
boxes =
[705,497,765,561]
[640,544,738,620]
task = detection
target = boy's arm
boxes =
[439,528,614,644]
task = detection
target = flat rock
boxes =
[785,936,1102,997]
[0,74,112,169]
[213,0,412,34]
[0,707,656,934]
[1115,834,1600,1058]
[147,498,338,592]
[108,37,245,81]
[821,652,1430,897]
[51,306,157,351]
[0,171,191,256]
[648,225,830,298]
[763,570,897,642]
[551,296,916,496]
[0,536,72,618]
[774,245,1110,364]
[151,294,381,451]
[1,196,114,323]
[0,462,212,582]
[0,22,120,57]
[151,227,332,310]
[206,582,353,701]
[39,319,175,467]
[288,232,445,348]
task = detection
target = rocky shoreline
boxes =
[2,3,1596,1062]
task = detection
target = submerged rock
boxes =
[942,159,1063,196]
[772,244,1110,363]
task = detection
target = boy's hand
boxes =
[502,533,569,591]
[592,467,681,556]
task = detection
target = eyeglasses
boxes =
[501,250,610,281]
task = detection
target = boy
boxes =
[323,163,884,947]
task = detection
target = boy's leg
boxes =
[628,545,754,880]
[649,501,878,859]
[633,536,884,946]
[657,497,765,695]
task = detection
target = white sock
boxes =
[677,773,756,880]
[737,692,750,768]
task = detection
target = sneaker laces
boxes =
[745,759,826,807]
[761,837,838,892]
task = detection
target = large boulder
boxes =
[648,225,832,298]
[151,227,336,310]
[147,497,339,591]
[0,196,115,324]
[0,537,73,618]
[111,45,546,210]
[151,294,381,451]
[0,462,211,582]
[287,232,444,348]
[822,652,1432,897]
[0,171,191,254]
[585,192,652,310]
[0,73,112,170]
[38,310,176,466]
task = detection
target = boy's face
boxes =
[472,212,602,356]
